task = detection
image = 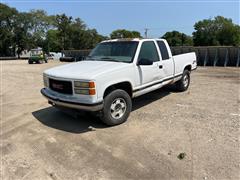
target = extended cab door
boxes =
[136,41,163,86]
[156,40,174,79]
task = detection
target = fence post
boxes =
[236,48,240,67]
[204,48,208,66]
[224,48,229,67]
[172,48,175,56]
[213,48,218,67]
[196,48,200,65]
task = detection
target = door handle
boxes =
[159,65,163,69]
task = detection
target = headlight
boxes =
[43,74,48,87]
[74,81,95,88]
[74,81,96,95]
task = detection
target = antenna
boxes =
[144,28,149,38]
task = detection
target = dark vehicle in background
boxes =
[60,50,89,62]
[59,56,85,62]
[59,57,76,62]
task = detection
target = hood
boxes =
[44,60,130,80]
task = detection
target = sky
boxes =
[2,0,240,37]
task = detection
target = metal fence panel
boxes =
[62,46,240,67]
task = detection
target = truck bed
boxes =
[173,52,197,76]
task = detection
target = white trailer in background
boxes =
[48,52,63,60]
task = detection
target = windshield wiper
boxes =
[85,56,98,61]
[100,57,119,62]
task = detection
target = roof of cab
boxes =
[101,38,165,43]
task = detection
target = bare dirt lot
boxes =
[1,60,239,180]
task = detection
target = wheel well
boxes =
[184,65,191,72]
[104,82,133,98]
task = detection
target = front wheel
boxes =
[100,89,132,126]
[175,69,190,92]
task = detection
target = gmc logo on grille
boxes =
[52,83,64,90]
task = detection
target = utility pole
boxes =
[144,28,149,38]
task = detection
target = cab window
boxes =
[138,41,159,62]
[157,41,170,60]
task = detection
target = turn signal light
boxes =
[89,81,95,88]
[89,89,96,95]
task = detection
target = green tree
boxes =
[45,29,61,52]
[110,29,142,39]
[193,16,240,46]
[0,3,56,57]
[0,3,18,56]
[28,10,54,48]
[70,27,107,50]
[1,3,108,55]
[83,29,107,49]
[56,16,106,50]
[13,12,36,58]
[68,17,87,49]
[55,14,72,50]
[161,31,193,46]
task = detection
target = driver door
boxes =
[137,41,163,86]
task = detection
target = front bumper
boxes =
[29,56,41,61]
[41,88,103,111]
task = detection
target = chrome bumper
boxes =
[41,88,103,111]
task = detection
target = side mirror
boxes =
[137,58,153,65]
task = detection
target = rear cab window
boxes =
[157,41,170,60]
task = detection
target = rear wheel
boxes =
[100,89,132,126]
[175,69,190,92]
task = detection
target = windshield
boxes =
[31,50,42,56]
[86,41,139,63]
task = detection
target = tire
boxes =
[100,89,132,126]
[38,59,44,64]
[28,61,33,64]
[175,69,190,92]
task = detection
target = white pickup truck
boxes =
[41,38,197,125]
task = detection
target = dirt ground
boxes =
[1,60,239,180]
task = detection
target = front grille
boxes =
[49,79,73,94]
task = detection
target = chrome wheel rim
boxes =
[183,74,189,87]
[110,98,126,119]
